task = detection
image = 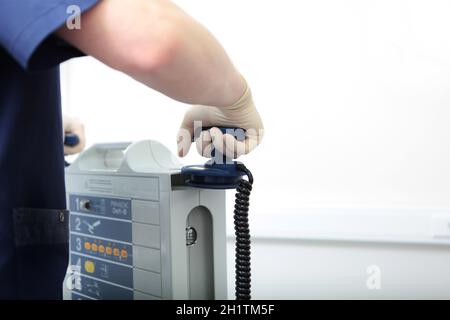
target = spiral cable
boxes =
[234,163,253,300]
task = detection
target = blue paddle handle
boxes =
[64,134,80,147]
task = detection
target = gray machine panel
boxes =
[133,246,161,273]
[132,200,160,225]
[133,269,162,297]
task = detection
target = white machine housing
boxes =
[63,140,227,300]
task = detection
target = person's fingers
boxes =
[177,106,210,157]
[64,146,72,155]
[240,127,263,156]
[63,120,86,155]
[195,130,213,157]
[219,130,261,159]
[73,126,86,149]
[222,134,243,159]
[177,126,193,157]
[64,135,85,155]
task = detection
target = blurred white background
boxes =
[61,0,450,298]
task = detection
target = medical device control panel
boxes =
[68,194,162,299]
[63,140,228,300]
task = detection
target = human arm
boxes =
[57,0,263,157]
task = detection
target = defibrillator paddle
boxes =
[64,134,80,167]
[182,127,254,300]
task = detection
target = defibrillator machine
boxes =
[63,128,253,300]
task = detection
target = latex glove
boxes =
[177,81,264,159]
[63,116,86,155]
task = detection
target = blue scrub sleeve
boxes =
[0,0,99,70]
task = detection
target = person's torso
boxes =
[0,47,66,245]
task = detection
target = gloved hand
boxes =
[63,116,86,155]
[177,80,264,159]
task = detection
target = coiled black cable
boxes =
[234,163,253,300]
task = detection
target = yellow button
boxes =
[113,248,120,257]
[121,250,128,259]
[98,245,105,253]
[84,242,91,250]
[91,243,98,252]
[84,260,95,273]
[106,247,112,255]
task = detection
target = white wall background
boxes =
[61,0,450,299]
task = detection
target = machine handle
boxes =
[64,134,80,167]
[64,133,80,147]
